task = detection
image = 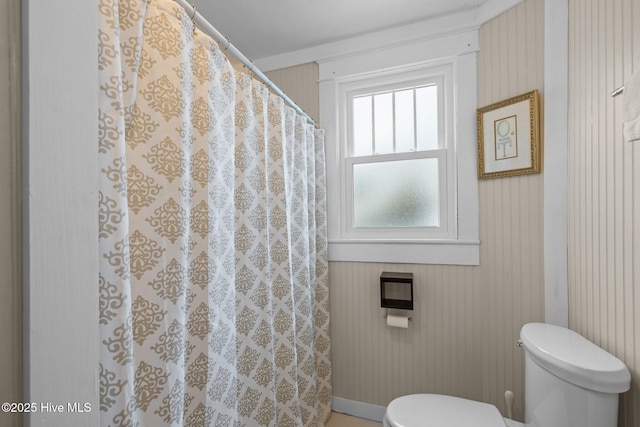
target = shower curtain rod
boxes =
[173,0,316,126]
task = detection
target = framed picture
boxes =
[476,89,540,179]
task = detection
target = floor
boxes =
[326,411,382,427]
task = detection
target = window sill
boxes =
[328,239,480,265]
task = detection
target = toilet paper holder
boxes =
[383,312,413,322]
[380,271,414,310]
[380,272,414,322]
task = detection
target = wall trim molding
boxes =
[255,0,524,72]
[331,396,386,424]
[24,0,99,425]
[543,0,569,327]
[320,35,480,266]
[1,0,23,424]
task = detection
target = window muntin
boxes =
[351,82,442,156]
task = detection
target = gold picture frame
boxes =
[476,89,540,179]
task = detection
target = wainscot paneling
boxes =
[568,0,640,425]
[265,62,320,123]
[267,1,545,422]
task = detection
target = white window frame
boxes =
[342,65,454,241]
[319,30,480,265]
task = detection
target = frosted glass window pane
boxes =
[353,158,439,227]
[395,89,415,153]
[416,86,438,151]
[353,96,373,156]
[374,93,393,154]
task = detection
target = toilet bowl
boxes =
[383,323,630,427]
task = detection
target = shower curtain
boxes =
[98,0,331,425]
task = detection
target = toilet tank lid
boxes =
[520,323,631,394]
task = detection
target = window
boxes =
[343,68,453,241]
[319,30,480,265]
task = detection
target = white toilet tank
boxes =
[520,323,631,427]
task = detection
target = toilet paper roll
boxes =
[386,314,409,328]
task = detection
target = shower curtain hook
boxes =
[190,4,197,33]
[222,36,231,51]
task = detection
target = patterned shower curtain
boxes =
[98,0,331,425]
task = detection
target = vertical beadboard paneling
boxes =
[0,0,21,425]
[568,0,640,425]
[330,0,545,421]
[329,263,484,407]
[476,0,545,418]
[267,1,545,422]
[265,62,320,122]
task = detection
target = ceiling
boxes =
[192,0,492,61]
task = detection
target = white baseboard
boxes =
[331,396,386,423]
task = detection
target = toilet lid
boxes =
[384,394,506,427]
[520,323,631,393]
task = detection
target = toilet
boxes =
[383,322,631,427]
